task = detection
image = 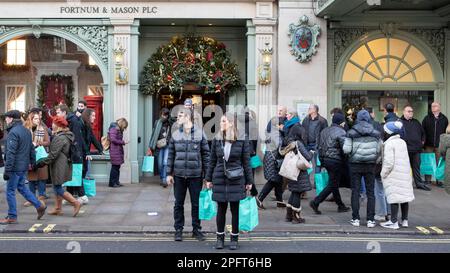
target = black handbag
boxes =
[221,140,244,180]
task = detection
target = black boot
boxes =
[174,229,183,241]
[192,229,206,241]
[215,233,225,249]
[309,200,322,215]
[229,234,239,250]
[256,196,265,210]
[291,207,305,224]
[285,206,293,222]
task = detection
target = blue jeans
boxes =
[360,177,366,195]
[6,172,42,219]
[158,147,169,183]
[28,180,47,198]
[53,185,65,197]
[374,177,390,216]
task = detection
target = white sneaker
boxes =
[381,220,399,230]
[374,215,386,221]
[350,219,360,227]
[401,220,408,228]
[77,195,89,205]
[62,199,68,205]
[367,220,376,228]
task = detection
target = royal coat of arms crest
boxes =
[288,15,321,63]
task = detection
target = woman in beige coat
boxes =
[380,121,415,230]
[24,112,50,207]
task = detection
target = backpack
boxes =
[64,135,83,164]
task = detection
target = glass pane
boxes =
[398,72,415,82]
[367,62,382,79]
[389,59,400,76]
[7,49,16,65]
[404,46,426,68]
[367,38,387,59]
[16,40,26,50]
[7,40,17,50]
[350,45,372,67]
[414,63,434,82]
[382,77,395,83]
[362,72,378,82]
[88,56,96,66]
[395,63,410,79]
[377,58,388,76]
[390,39,409,58]
[343,62,363,82]
[16,49,26,65]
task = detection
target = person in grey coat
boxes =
[279,109,312,224]
[343,110,382,228]
[166,108,210,242]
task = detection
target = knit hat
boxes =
[184,98,193,107]
[384,121,403,135]
[357,110,370,122]
[52,116,68,128]
[4,110,21,119]
[332,113,345,125]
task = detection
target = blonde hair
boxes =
[116,118,128,132]
[24,112,39,130]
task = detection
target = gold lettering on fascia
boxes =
[60,6,158,14]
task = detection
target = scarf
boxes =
[284,117,300,133]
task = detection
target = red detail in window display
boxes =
[84,96,103,152]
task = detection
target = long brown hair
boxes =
[221,112,238,142]
[116,118,128,132]
[24,112,39,130]
[81,108,95,129]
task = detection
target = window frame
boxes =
[5,84,27,112]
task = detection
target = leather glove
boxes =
[3,172,10,181]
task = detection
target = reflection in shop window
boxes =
[6,85,26,112]
[343,38,434,83]
[7,40,26,65]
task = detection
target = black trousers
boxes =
[258,180,283,202]
[409,152,425,187]
[250,169,258,197]
[350,165,375,221]
[66,159,87,197]
[313,159,345,207]
[173,176,202,231]
[288,191,302,209]
[216,201,239,234]
[390,203,409,223]
[109,165,121,186]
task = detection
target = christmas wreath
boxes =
[37,74,74,122]
[139,35,242,96]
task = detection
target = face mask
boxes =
[77,108,84,114]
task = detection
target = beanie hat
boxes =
[357,110,370,122]
[384,121,403,135]
[52,116,68,128]
[184,98,193,107]
[4,110,21,119]
[332,113,345,125]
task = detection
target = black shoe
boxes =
[229,234,239,250]
[215,233,225,249]
[424,180,431,185]
[337,206,350,213]
[116,183,123,187]
[256,197,265,210]
[437,181,444,188]
[160,182,168,188]
[192,229,206,241]
[309,200,321,215]
[111,184,120,188]
[417,184,431,191]
[174,230,183,241]
[276,201,287,208]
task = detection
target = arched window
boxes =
[342,38,434,83]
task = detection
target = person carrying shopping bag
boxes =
[205,112,253,250]
[24,110,50,206]
[108,118,129,187]
[35,116,82,217]
[380,121,415,229]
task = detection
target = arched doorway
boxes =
[333,31,444,124]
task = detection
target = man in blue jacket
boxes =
[1,110,46,224]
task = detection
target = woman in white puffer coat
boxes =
[380,121,415,230]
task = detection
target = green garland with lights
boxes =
[139,35,242,96]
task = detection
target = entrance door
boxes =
[42,76,72,128]
[342,90,434,125]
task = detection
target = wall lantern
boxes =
[114,43,128,85]
[258,42,273,85]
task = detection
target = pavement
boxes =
[0,176,449,236]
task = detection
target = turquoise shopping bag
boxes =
[314,171,329,196]
[420,153,437,176]
[239,196,259,231]
[63,163,83,187]
[435,157,445,181]
[199,189,217,220]
[250,155,263,169]
[35,146,48,162]
[83,161,96,197]
[142,156,154,173]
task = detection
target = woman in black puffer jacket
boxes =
[205,112,253,251]
[279,109,312,224]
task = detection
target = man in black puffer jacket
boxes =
[310,113,350,215]
[166,108,210,242]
